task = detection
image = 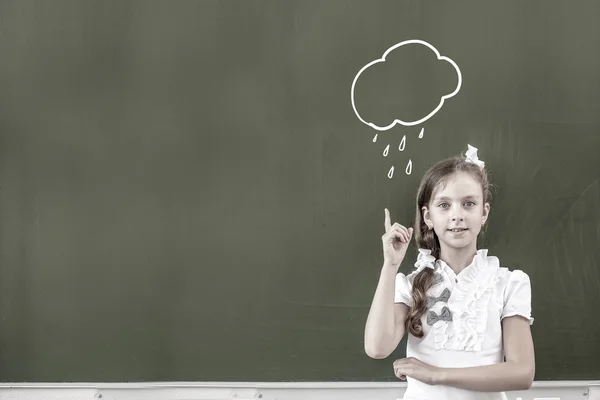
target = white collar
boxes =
[414,248,498,284]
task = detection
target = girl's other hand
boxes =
[393,357,442,385]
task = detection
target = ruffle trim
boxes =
[431,249,500,351]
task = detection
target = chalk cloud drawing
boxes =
[351,39,462,177]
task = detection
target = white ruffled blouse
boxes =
[394,249,534,400]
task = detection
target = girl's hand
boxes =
[393,357,442,385]
[382,208,413,268]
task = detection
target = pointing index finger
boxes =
[384,208,391,231]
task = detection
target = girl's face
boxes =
[422,171,490,253]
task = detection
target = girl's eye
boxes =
[439,201,475,208]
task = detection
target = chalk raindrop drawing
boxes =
[351,40,462,177]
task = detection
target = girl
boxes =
[364,145,535,400]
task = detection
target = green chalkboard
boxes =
[0,0,599,382]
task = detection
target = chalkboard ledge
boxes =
[0,381,598,400]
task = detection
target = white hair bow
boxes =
[465,144,485,169]
[415,248,436,273]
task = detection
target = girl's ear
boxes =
[482,202,491,225]
[421,206,432,228]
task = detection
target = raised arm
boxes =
[364,266,410,358]
[364,209,413,359]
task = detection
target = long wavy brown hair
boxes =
[405,154,493,337]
